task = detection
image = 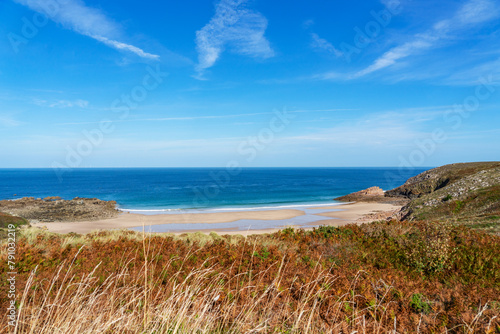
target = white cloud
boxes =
[310,33,343,57]
[91,36,159,60]
[195,0,274,77]
[354,0,499,78]
[34,98,89,108]
[13,0,159,60]
[354,38,436,78]
[455,0,499,24]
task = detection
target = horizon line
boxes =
[0,166,438,169]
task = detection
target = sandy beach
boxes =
[314,202,401,220]
[31,201,401,234]
[31,209,303,234]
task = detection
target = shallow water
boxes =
[129,205,341,233]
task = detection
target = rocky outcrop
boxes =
[353,186,385,197]
[335,186,408,205]
[335,186,384,201]
[0,197,119,223]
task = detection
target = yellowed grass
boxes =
[9,261,347,332]
[3,227,242,250]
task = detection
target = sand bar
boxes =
[30,201,402,235]
[31,209,305,234]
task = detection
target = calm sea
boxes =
[0,168,429,212]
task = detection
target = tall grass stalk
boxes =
[5,252,374,333]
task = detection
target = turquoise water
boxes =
[0,167,428,212]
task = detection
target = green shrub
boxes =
[0,212,28,228]
[314,225,353,238]
[410,293,432,314]
[443,194,452,201]
[453,200,465,213]
[402,223,454,274]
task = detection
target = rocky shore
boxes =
[0,197,119,223]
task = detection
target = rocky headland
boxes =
[389,162,500,223]
[0,197,119,223]
[336,161,500,232]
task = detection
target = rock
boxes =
[44,196,62,201]
[354,186,384,196]
[335,186,407,204]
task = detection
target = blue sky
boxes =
[0,0,499,168]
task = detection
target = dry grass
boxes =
[3,256,438,333]
[7,248,365,333]
[2,228,239,250]
[1,222,499,333]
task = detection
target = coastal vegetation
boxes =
[1,220,499,333]
[0,213,27,229]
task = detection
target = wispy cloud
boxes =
[91,36,159,60]
[354,38,436,78]
[34,98,89,108]
[310,33,343,57]
[276,108,445,148]
[28,89,64,94]
[443,58,500,85]
[354,0,499,78]
[13,0,159,60]
[0,115,21,127]
[380,0,405,8]
[56,108,355,125]
[195,0,274,78]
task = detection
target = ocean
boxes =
[0,167,429,213]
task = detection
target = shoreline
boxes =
[116,201,339,214]
[31,201,402,235]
